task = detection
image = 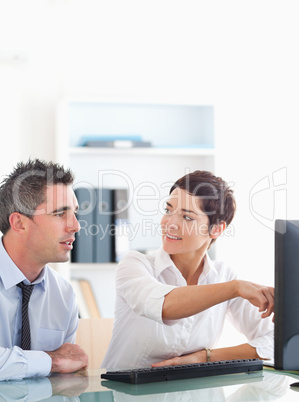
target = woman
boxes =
[102,171,274,369]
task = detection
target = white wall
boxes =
[1,0,299,340]
[0,63,23,178]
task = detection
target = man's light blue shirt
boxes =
[0,236,79,381]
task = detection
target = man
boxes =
[0,159,88,381]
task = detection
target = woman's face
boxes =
[160,187,212,256]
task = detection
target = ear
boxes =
[9,213,28,234]
[210,221,226,240]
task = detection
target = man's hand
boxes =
[46,343,88,374]
[49,371,89,396]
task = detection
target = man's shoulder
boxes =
[45,265,75,293]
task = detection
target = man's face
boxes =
[25,184,80,266]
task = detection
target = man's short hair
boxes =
[0,159,74,235]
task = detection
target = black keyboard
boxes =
[101,358,263,384]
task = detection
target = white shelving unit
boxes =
[55,97,215,316]
[56,97,215,252]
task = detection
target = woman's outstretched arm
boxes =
[162,280,274,321]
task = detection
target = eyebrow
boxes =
[182,208,198,215]
[166,202,198,215]
[51,206,79,214]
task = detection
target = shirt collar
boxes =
[154,247,176,276]
[199,252,217,282]
[154,246,217,282]
[0,236,47,290]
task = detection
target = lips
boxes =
[60,239,75,248]
[166,233,182,240]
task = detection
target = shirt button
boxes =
[18,329,21,334]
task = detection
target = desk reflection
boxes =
[0,370,88,402]
[101,371,290,401]
[0,369,295,402]
[226,371,289,401]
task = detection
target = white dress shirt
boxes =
[101,248,274,369]
[0,237,79,381]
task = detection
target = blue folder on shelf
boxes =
[112,189,130,262]
[94,188,114,263]
[79,135,143,146]
[72,188,96,263]
[72,187,130,263]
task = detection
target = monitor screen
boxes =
[274,219,299,370]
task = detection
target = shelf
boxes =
[70,147,215,157]
[70,262,117,271]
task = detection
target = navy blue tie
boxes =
[17,282,35,350]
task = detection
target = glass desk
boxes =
[0,367,299,401]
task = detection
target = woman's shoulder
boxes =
[120,249,151,262]
[116,250,158,278]
[210,258,237,281]
[118,249,156,268]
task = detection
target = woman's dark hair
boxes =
[170,170,236,244]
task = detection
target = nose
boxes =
[67,213,80,233]
[165,214,180,232]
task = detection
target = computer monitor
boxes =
[274,219,299,370]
